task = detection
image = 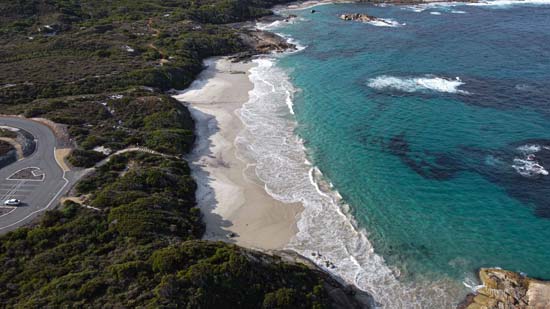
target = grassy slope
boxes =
[0,1,356,308]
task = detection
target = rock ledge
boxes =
[459,268,550,309]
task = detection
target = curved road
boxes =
[0,117,76,234]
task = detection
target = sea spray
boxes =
[236,57,466,308]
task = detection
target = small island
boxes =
[339,13,395,26]
[339,13,378,22]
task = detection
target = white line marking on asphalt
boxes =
[0,147,69,231]
[6,167,45,182]
[0,207,17,218]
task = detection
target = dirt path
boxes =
[147,18,169,66]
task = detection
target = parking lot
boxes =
[0,117,76,233]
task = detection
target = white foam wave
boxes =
[368,18,405,27]
[281,0,341,12]
[256,20,307,54]
[403,0,550,12]
[237,57,466,308]
[430,11,442,15]
[512,158,548,177]
[467,0,550,7]
[462,278,484,292]
[512,144,549,177]
[256,16,306,31]
[401,2,456,12]
[367,75,469,95]
[517,144,541,154]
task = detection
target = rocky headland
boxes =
[241,29,296,54]
[459,268,550,309]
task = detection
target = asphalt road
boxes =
[0,117,76,234]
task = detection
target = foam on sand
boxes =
[239,57,466,308]
[367,75,469,94]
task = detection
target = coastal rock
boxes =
[234,29,296,61]
[459,268,550,309]
[339,13,378,23]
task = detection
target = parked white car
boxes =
[4,199,21,206]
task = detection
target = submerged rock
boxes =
[459,268,550,309]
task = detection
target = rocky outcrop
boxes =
[459,268,550,309]
[232,29,296,61]
[340,13,378,23]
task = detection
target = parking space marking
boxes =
[0,182,20,201]
[0,206,17,218]
[6,167,45,182]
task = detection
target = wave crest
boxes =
[368,18,405,27]
[367,75,469,94]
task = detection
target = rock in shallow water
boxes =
[339,13,378,23]
[459,268,550,309]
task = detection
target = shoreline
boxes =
[174,58,303,250]
[173,7,464,308]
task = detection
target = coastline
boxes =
[173,6,466,308]
[174,58,303,250]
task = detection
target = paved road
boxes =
[0,117,76,234]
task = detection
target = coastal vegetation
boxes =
[0,0,287,165]
[0,153,337,307]
[0,128,17,139]
[0,0,360,307]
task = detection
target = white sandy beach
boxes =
[174,57,302,250]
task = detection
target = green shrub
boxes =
[67,149,106,167]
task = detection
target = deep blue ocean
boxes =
[258,1,550,306]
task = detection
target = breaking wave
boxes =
[367,75,469,94]
[402,0,550,13]
[467,0,550,7]
[368,18,406,27]
[512,144,549,178]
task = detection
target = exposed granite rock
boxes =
[340,13,378,22]
[459,268,550,309]
[232,29,296,61]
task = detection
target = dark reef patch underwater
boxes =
[382,134,550,218]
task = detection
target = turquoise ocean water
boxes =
[243,1,550,306]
